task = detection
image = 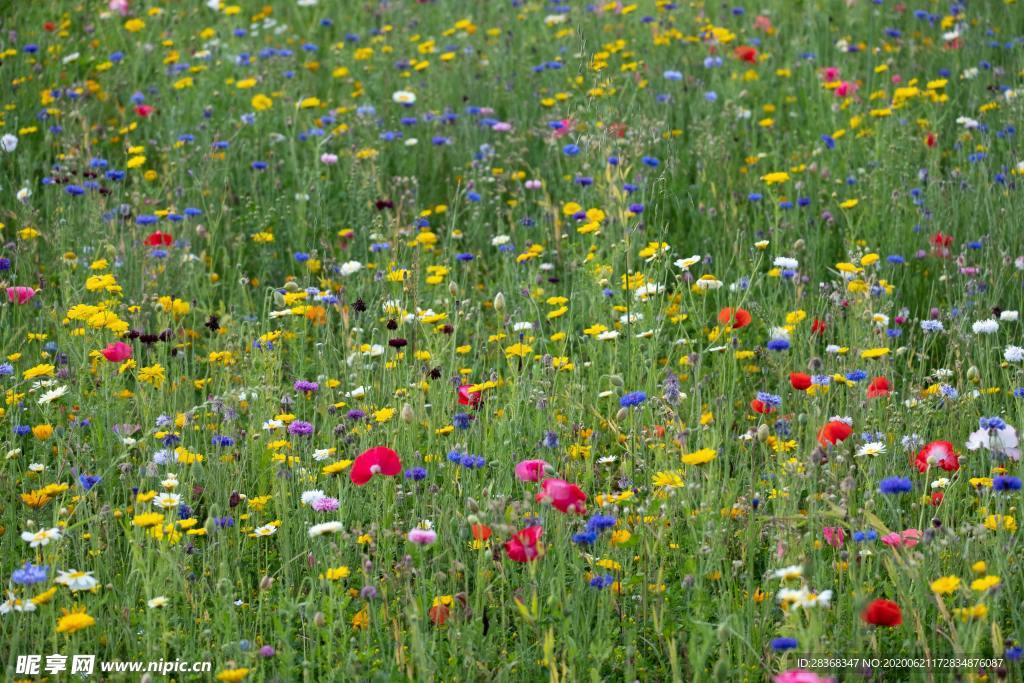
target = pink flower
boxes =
[100,341,133,363]
[822,67,840,82]
[311,496,340,512]
[108,0,130,16]
[882,529,921,548]
[774,670,836,683]
[320,153,338,165]
[350,446,402,486]
[536,478,587,514]
[822,526,845,548]
[6,286,36,304]
[514,459,549,483]
[504,525,542,562]
[407,528,437,545]
[491,122,512,132]
[835,81,858,98]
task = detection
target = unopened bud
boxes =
[609,374,624,387]
[756,424,770,442]
[449,281,459,297]
[313,611,326,627]
[400,403,415,423]
[259,575,274,591]
[493,292,505,311]
[615,407,629,421]
[967,366,980,384]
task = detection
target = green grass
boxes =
[2,1,1024,681]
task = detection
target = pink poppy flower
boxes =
[822,526,845,548]
[6,286,36,304]
[350,446,402,486]
[514,459,549,483]
[100,341,133,363]
[536,478,587,514]
[882,529,921,548]
[774,671,836,683]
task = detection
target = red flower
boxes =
[470,524,492,541]
[536,478,587,514]
[811,318,827,335]
[789,372,812,391]
[144,231,173,247]
[457,384,482,407]
[914,441,959,473]
[750,399,775,414]
[925,132,937,148]
[930,231,954,258]
[43,21,56,31]
[734,45,758,64]
[931,491,944,506]
[717,307,752,329]
[862,599,902,627]
[428,603,450,625]
[350,446,402,486]
[100,341,133,363]
[135,104,155,118]
[866,376,891,398]
[504,525,543,562]
[817,420,853,447]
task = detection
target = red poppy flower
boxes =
[931,492,944,506]
[861,599,902,627]
[144,230,173,247]
[457,384,482,407]
[866,376,891,398]
[750,399,775,414]
[925,132,937,148]
[470,524,492,541]
[135,104,155,118]
[504,525,543,562]
[350,446,402,486]
[734,45,758,64]
[428,603,450,625]
[930,231,954,247]
[536,478,587,514]
[811,318,827,335]
[817,420,853,447]
[718,307,752,329]
[914,441,959,473]
[100,341,133,363]
[43,21,56,31]
[789,372,812,391]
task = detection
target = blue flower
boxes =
[993,475,1022,491]
[619,391,647,408]
[78,474,101,491]
[453,413,473,430]
[770,637,798,652]
[766,339,790,351]
[589,574,614,588]
[586,515,617,532]
[879,477,912,494]
[11,562,49,586]
[404,467,428,481]
[573,530,598,545]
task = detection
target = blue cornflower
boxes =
[756,392,782,408]
[573,530,598,545]
[589,574,614,588]
[852,530,878,542]
[879,477,913,494]
[993,475,1022,492]
[586,515,617,532]
[770,637,798,652]
[766,339,790,351]
[12,562,49,585]
[619,391,647,408]
[404,467,428,481]
[453,413,473,430]
[846,370,868,382]
[78,474,101,491]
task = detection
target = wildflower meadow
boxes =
[3,0,1024,681]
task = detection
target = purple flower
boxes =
[288,420,314,436]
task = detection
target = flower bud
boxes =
[493,292,505,311]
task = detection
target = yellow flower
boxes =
[929,576,961,595]
[352,606,369,629]
[32,424,53,441]
[760,171,790,185]
[860,347,889,359]
[215,669,251,682]
[983,514,1016,532]
[504,343,532,358]
[970,575,1000,591]
[23,364,55,380]
[124,18,145,32]
[251,94,273,110]
[682,448,717,465]
[137,364,166,387]
[56,609,96,634]
[132,512,165,528]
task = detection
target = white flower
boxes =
[931,478,949,489]
[37,386,69,405]
[404,138,418,146]
[972,319,999,335]
[252,524,278,537]
[308,521,344,538]
[491,234,510,246]
[769,565,803,581]
[301,489,327,505]
[956,115,980,129]
[345,386,366,399]
[262,419,283,431]
[596,330,619,341]
[16,187,31,203]
[769,326,790,341]
[339,261,363,276]
[1000,310,1019,322]
[21,527,62,547]
[312,448,334,461]
[362,344,384,357]
[693,276,722,290]
[633,283,664,300]
[392,90,416,105]
[773,256,799,270]
[619,312,644,325]
[0,593,36,613]
[674,255,701,270]
[147,596,169,608]
[1,134,18,152]
[1005,345,1024,363]
[513,322,534,332]
[55,569,99,592]
[153,493,181,509]
[29,462,46,472]
[856,442,886,458]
